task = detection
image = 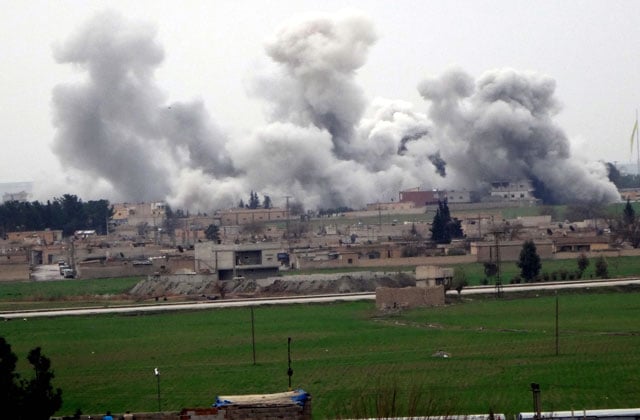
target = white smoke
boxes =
[49,10,619,211]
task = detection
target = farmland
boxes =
[2,290,640,418]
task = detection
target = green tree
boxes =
[452,267,468,297]
[205,224,221,242]
[577,253,590,278]
[430,206,449,244]
[263,195,272,209]
[517,240,541,282]
[248,191,260,209]
[0,338,62,420]
[0,337,21,419]
[623,198,636,226]
[483,261,498,278]
[430,200,463,244]
[595,255,609,278]
[21,347,63,419]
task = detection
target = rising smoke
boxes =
[49,10,619,211]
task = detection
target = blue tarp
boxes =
[213,389,309,407]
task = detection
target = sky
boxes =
[1,0,639,210]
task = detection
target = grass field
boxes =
[2,290,640,418]
[0,277,141,311]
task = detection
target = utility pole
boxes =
[284,196,291,252]
[287,337,293,390]
[494,229,503,298]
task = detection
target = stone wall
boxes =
[375,285,445,310]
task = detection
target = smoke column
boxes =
[417,68,620,203]
[49,10,619,211]
[51,11,234,204]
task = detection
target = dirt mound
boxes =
[260,272,414,295]
[129,271,415,299]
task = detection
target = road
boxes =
[2,278,639,320]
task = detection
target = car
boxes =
[62,268,75,279]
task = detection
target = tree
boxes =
[595,256,609,278]
[452,267,468,297]
[430,207,449,244]
[248,191,260,209]
[21,347,63,419]
[483,261,498,278]
[623,198,636,226]
[577,253,590,278]
[0,337,21,419]
[517,240,541,282]
[430,200,463,244]
[263,195,272,209]
[205,224,221,243]
[0,337,62,420]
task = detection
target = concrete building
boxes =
[376,285,445,310]
[470,239,554,262]
[195,242,283,280]
[111,202,167,227]
[445,189,472,203]
[415,265,454,287]
[398,188,445,207]
[218,208,288,226]
[6,229,63,245]
[553,236,610,253]
[489,180,536,202]
[365,201,415,212]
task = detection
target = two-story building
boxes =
[195,242,283,280]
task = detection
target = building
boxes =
[415,265,454,287]
[553,236,610,253]
[5,229,63,245]
[218,208,288,226]
[195,242,283,280]
[470,239,554,262]
[445,189,472,203]
[398,188,445,207]
[111,202,167,227]
[488,180,537,202]
[365,201,415,212]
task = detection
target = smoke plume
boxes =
[49,10,619,211]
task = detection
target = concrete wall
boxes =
[296,254,475,270]
[376,285,445,310]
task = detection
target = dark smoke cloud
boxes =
[417,68,619,204]
[51,11,234,204]
[428,152,447,177]
[49,11,619,211]
[260,12,377,159]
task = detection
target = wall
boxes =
[376,285,445,309]
[296,254,475,269]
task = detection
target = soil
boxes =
[129,271,416,299]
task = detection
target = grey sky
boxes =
[1,0,638,207]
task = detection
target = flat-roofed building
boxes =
[195,242,282,280]
[218,208,288,226]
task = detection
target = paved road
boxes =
[2,278,639,320]
[0,293,375,319]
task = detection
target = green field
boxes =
[0,277,141,311]
[2,291,640,418]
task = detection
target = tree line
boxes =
[0,194,113,237]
